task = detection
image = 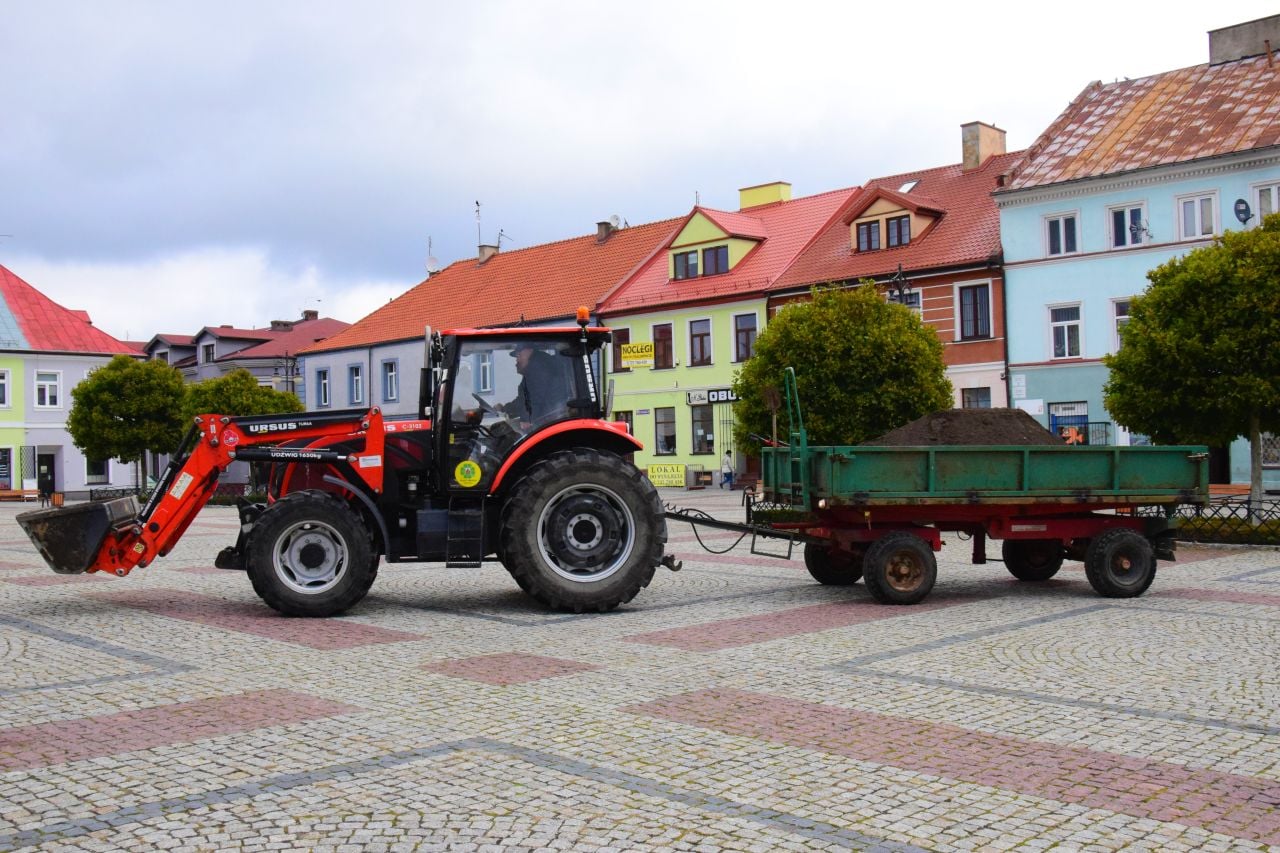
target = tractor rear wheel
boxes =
[246,490,376,616]
[1001,538,1064,581]
[803,543,864,585]
[862,531,936,605]
[1084,528,1155,598]
[501,449,665,612]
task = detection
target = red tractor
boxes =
[19,312,672,616]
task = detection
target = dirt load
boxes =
[861,408,1064,447]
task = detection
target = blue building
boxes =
[995,15,1280,487]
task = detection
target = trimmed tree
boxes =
[68,355,187,487]
[1104,213,1280,512]
[182,368,305,422]
[732,284,953,450]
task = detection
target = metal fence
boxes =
[1138,497,1280,546]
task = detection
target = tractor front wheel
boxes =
[246,490,376,617]
[501,449,665,612]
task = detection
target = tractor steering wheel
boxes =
[472,393,502,416]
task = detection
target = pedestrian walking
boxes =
[721,451,734,489]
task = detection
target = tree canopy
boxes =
[68,356,187,480]
[732,284,953,450]
[183,368,305,422]
[1104,214,1280,502]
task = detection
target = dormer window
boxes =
[702,245,728,276]
[673,251,698,280]
[887,215,911,247]
[856,221,881,252]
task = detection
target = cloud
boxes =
[2,249,406,342]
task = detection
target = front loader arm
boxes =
[20,408,386,578]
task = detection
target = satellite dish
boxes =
[609,214,622,228]
[426,255,442,274]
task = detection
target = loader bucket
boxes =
[17,497,140,575]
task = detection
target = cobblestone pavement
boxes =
[1,488,1278,852]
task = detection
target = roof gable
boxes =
[1002,54,1280,191]
[0,265,136,355]
[598,186,858,315]
[774,151,1023,290]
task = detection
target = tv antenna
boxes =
[426,237,441,275]
[497,229,514,248]
[475,200,482,245]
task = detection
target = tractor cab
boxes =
[427,324,611,495]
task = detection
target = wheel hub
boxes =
[275,522,347,591]
[536,485,636,582]
[885,552,923,592]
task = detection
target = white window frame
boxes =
[0,369,9,408]
[348,364,364,405]
[382,360,399,402]
[35,370,62,409]
[316,368,330,407]
[1043,211,1080,257]
[651,322,674,370]
[1048,303,1083,360]
[85,457,110,485]
[1254,181,1280,224]
[1176,191,1218,241]
[687,316,713,367]
[478,352,494,392]
[1108,202,1147,249]
[1111,297,1134,352]
[952,279,993,342]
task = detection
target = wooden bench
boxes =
[0,489,39,501]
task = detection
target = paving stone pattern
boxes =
[0,491,1277,851]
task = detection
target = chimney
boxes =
[1209,14,1280,64]
[739,181,792,209]
[478,243,499,264]
[596,220,616,243]
[302,309,318,322]
[269,320,294,331]
[961,121,1007,171]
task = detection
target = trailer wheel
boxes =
[246,490,376,617]
[501,449,665,612]
[803,543,863,585]
[1084,528,1155,598]
[862,532,936,605]
[1001,539,1064,581]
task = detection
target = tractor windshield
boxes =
[443,337,598,490]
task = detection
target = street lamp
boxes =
[884,264,913,305]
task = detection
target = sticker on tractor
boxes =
[359,455,381,468]
[169,472,194,500]
[222,429,239,447]
[453,460,483,488]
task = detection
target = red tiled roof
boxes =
[199,325,271,341]
[839,186,945,225]
[226,318,350,359]
[693,208,768,240]
[0,264,137,355]
[598,187,858,314]
[301,218,682,354]
[151,333,195,346]
[1002,54,1280,191]
[774,152,1023,290]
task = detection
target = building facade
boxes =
[996,17,1280,484]
[0,265,144,499]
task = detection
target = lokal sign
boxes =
[646,463,686,487]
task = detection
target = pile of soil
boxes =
[860,408,1063,447]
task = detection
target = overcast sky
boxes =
[2,2,1275,341]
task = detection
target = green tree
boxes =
[732,284,953,450]
[183,368,305,421]
[68,355,187,486]
[1104,213,1280,511]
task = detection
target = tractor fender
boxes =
[489,420,641,494]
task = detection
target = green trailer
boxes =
[754,370,1209,605]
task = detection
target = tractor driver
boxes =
[499,344,566,426]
